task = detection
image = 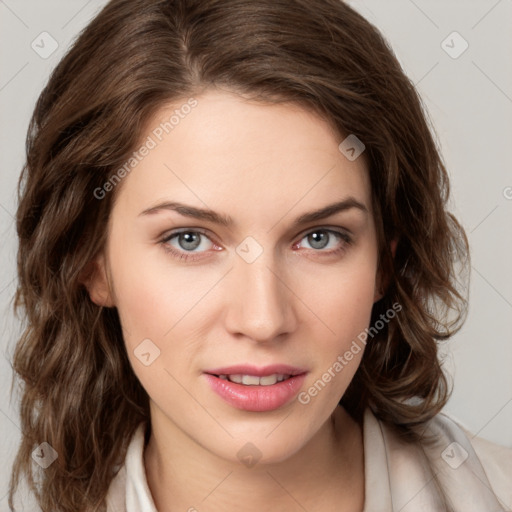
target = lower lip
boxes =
[204,373,307,412]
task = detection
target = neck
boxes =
[144,405,364,512]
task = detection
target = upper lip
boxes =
[205,364,308,377]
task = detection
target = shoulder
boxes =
[423,411,512,510]
[367,408,511,511]
[105,421,156,512]
[105,464,127,512]
[104,422,147,512]
[448,414,512,508]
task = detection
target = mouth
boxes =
[216,373,293,386]
[203,364,308,412]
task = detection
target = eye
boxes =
[160,227,353,262]
[160,229,219,261]
[166,231,210,251]
[294,228,352,254]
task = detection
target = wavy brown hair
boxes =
[9,0,469,510]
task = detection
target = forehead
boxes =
[112,89,372,224]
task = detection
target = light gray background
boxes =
[1,0,511,508]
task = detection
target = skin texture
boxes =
[86,88,384,511]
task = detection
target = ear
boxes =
[373,237,398,303]
[79,252,115,307]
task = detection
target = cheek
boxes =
[107,237,223,396]
[294,252,377,396]
[111,266,169,344]
[300,256,377,345]
[109,237,208,340]
[108,244,198,403]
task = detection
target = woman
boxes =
[9,0,511,511]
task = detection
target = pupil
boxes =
[309,231,328,249]
[179,232,201,250]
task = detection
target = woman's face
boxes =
[93,88,380,464]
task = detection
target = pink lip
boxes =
[203,364,308,412]
[205,364,307,377]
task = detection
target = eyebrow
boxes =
[138,197,368,228]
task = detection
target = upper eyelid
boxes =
[161,227,213,243]
[297,225,352,239]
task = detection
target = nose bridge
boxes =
[224,239,295,341]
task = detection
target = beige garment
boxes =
[106,408,512,512]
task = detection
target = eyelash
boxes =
[160,227,353,262]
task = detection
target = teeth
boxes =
[242,375,260,385]
[218,374,290,386]
[259,374,278,386]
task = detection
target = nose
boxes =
[223,249,297,343]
